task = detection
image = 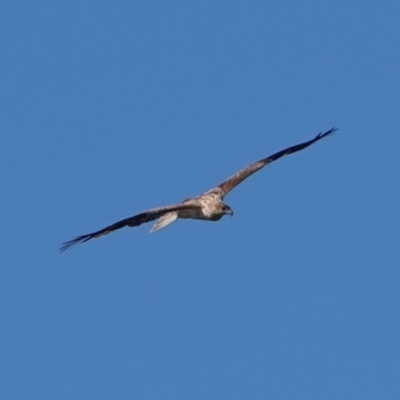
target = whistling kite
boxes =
[60,128,336,251]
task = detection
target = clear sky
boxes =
[1,1,399,399]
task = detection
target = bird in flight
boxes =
[60,127,336,251]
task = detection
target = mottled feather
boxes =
[60,202,200,251]
[210,128,337,198]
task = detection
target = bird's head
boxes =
[222,204,233,217]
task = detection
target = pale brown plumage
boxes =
[60,127,336,251]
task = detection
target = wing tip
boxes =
[59,234,93,252]
[316,127,338,140]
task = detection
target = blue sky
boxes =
[1,1,399,399]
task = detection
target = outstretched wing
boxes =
[209,127,337,199]
[60,202,200,252]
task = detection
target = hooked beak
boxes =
[228,210,233,217]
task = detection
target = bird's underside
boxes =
[60,127,336,251]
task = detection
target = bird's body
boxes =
[177,198,226,221]
[150,194,231,233]
[60,128,336,251]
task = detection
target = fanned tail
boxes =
[150,212,178,233]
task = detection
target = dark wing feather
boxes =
[210,127,337,198]
[60,202,199,252]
